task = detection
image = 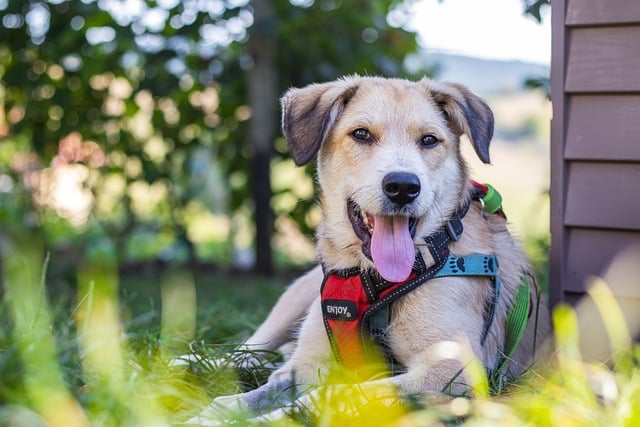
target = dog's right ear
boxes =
[281,81,358,166]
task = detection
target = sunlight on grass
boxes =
[160,270,197,352]
[2,236,213,426]
[3,236,89,427]
[1,236,639,426]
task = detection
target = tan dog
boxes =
[189,76,549,423]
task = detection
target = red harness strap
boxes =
[320,271,418,372]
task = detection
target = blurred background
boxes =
[6,5,640,426]
[0,0,551,286]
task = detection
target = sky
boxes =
[407,0,551,65]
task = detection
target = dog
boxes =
[188,75,549,424]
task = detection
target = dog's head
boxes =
[281,76,494,281]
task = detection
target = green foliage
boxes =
[0,233,286,424]
[0,0,420,270]
[523,0,551,23]
[1,240,639,426]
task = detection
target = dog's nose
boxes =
[382,172,421,205]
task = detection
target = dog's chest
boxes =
[320,253,500,375]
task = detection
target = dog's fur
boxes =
[190,76,549,423]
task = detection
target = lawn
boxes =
[1,240,639,426]
[0,238,290,426]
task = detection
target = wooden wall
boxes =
[550,0,640,306]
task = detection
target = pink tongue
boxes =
[370,215,415,282]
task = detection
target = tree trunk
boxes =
[248,0,278,275]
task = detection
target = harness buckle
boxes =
[446,216,463,241]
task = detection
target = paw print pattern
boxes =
[436,254,497,279]
[447,256,466,273]
[483,256,494,274]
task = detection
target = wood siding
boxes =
[564,229,640,297]
[550,0,640,305]
[566,0,640,25]
[565,163,640,230]
[565,95,640,161]
[565,26,640,92]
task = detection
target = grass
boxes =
[1,237,639,426]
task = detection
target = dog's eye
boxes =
[419,134,440,149]
[351,128,373,143]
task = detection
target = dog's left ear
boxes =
[424,80,494,164]
[281,80,358,166]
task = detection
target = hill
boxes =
[410,51,550,97]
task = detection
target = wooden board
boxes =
[564,228,640,297]
[565,26,640,92]
[567,0,640,25]
[549,0,570,307]
[565,95,640,161]
[565,162,640,230]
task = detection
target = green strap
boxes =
[504,281,531,358]
[482,184,503,215]
[494,279,531,377]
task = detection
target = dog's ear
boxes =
[425,80,494,164]
[281,80,358,166]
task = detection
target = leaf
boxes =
[503,281,531,361]
[490,279,531,390]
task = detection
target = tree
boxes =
[523,0,550,23]
[0,0,420,275]
[248,0,278,275]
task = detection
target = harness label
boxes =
[322,299,359,321]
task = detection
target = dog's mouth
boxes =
[347,199,418,282]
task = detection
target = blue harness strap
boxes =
[434,254,497,278]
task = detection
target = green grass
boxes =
[1,239,639,426]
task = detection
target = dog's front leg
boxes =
[252,295,335,398]
[185,374,298,425]
[232,296,333,409]
[243,265,324,353]
[173,266,323,372]
[267,295,333,382]
[380,337,484,398]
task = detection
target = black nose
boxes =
[382,172,421,205]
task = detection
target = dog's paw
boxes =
[184,393,250,426]
[185,380,299,425]
[212,392,251,410]
[184,409,222,426]
[240,375,299,412]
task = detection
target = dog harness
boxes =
[320,182,517,375]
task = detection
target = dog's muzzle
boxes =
[347,198,419,282]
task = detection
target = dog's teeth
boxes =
[363,213,374,232]
[361,212,374,233]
